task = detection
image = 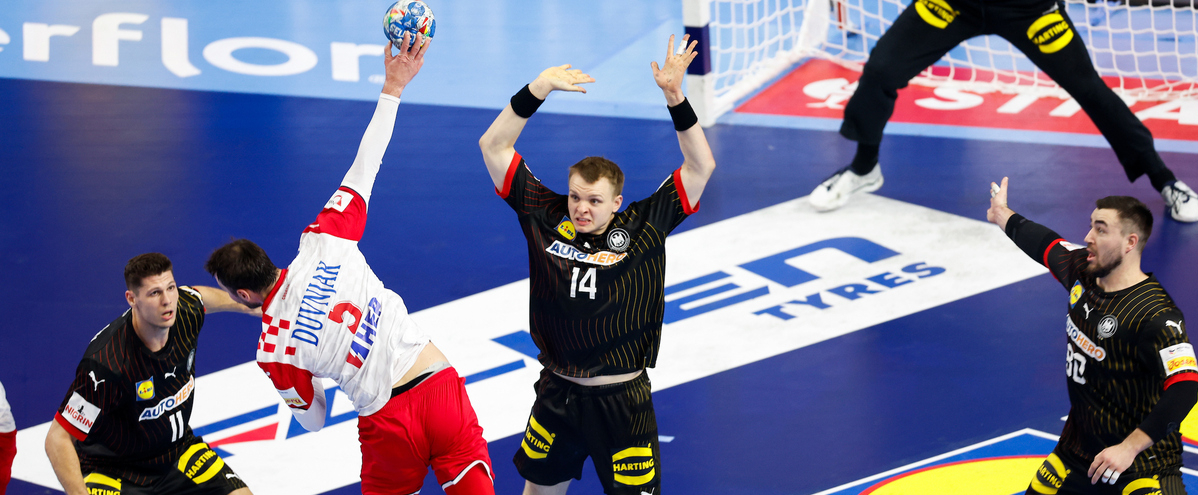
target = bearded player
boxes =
[204,34,493,495]
[987,178,1197,494]
[478,35,717,495]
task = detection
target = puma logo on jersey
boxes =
[1083,303,1093,319]
[89,371,106,390]
[165,367,177,379]
[226,473,240,480]
[1167,320,1184,333]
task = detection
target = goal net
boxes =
[683,0,1198,126]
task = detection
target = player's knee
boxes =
[860,58,907,92]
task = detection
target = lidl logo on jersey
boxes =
[135,377,155,401]
[546,240,627,266]
[1069,281,1083,308]
[139,376,194,421]
[555,216,576,240]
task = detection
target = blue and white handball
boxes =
[384,1,436,48]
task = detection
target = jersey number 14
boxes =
[570,267,597,300]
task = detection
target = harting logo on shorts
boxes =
[178,443,226,484]
[521,416,555,459]
[1028,12,1074,54]
[915,0,958,28]
[611,445,656,486]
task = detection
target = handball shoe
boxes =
[809,164,884,212]
[1162,180,1198,222]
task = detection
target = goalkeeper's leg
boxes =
[999,2,1196,222]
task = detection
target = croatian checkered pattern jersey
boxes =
[257,173,430,418]
[1023,220,1194,474]
[497,152,697,377]
[54,288,206,484]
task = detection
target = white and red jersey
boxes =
[257,94,430,417]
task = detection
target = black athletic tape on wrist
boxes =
[510,84,544,119]
[668,98,698,131]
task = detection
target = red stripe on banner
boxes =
[210,422,278,448]
[54,412,88,442]
[735,59,1198,142]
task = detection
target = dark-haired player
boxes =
[808,0,1197,223]
[987,179,1197,494]
[478,35,717,495]
[45,253,258,495]
[204,34,494,495]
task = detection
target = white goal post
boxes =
[683,0,1198,127]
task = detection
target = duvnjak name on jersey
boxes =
[11,194,1047,494]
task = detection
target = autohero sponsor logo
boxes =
[1066,315,1106,361]
[1160,343,1198,376]
[665,237,945,323]
[545,240,627,266]
[611,445,657,486]
[915,0,959,28]
[140,375,194,421]
[1027,11,1074,54]
[521,416,555,459]
[178,443,226,484]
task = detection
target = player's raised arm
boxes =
[653,34,716,210]
[478,64,594,190]
[189,285,261,316]
[340,33,429,205]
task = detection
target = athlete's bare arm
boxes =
[653,34,716,210]
[190,286,261,316]
[45,421,88,495]
[478,65,594,189]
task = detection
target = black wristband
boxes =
[668,98,699,131]
[510,84,544,119]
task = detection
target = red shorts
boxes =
[0,430,15,495]
[358,367,492,495]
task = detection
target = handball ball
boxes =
[384,1,436,48]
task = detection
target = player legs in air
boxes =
[205,34,493,495]
[478,35,717,495]
[45,253,259,495]
[987,179,1197,494]
[810,0,1198,223]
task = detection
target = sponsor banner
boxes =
[814,428,1198,494]
[12,194,1048,494]
[736,59,1198,141]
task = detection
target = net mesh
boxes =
[707,0,1198,113]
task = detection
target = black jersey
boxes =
[498,152,696,377]
[1007,215,1195,474]
[55,287,208,484]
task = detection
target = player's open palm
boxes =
[536,64,595,94]
[652,34,698,102]
[383,33,430,95]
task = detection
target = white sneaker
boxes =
[1162,180,1198,222]
[809,164,884,212]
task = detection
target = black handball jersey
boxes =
[498,152,696,377]
[55,287,208,484]
[1007,215,1195,474]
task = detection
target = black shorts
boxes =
[83,441,247,495]
[1025,447,1184,495]
[513,368,660,495]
